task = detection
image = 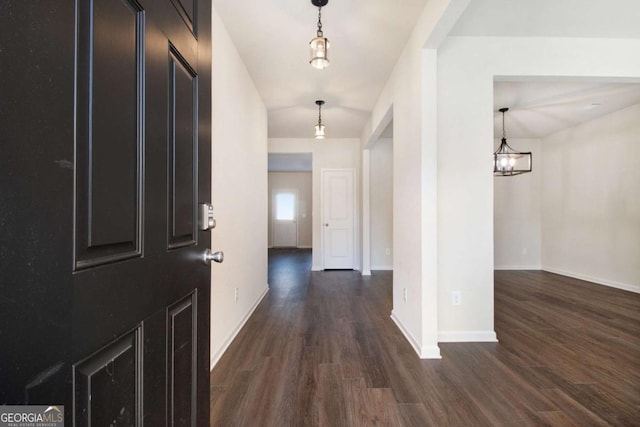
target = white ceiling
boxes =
[450,0,640,39]
[494,81,640,139]
[213,0,428,138]
[214,0,640,140]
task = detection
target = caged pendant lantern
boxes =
[309,0,330,69]
[493,108,532,176]
[314,100,325,139]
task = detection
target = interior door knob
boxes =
[203,249,224,265]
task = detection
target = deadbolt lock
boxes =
[199,203,216,231]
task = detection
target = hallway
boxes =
[210,250,640,426]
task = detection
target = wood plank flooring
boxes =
[210,249,640,426]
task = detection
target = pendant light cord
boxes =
[317,8,323,37]
[502,109,506,139]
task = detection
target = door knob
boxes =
[203,249,224,265]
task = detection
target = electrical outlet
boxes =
[452,291,462,306]
[234,287,239,302]
[403,288,408,302]
[385,248,391,256]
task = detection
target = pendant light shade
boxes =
[494,108,532,176]
[310,36,330,70]
[315,100,325,139]
[310,0,329,69]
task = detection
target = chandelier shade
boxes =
[310,36,330,70]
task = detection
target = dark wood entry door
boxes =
[1,0,212,425]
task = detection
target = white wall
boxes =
[360,0,467,359]
[210,7,269,369]
[494,138,542,270]
[370,138,394,269]
[542,104,640,292]
[268,172,313,248]
[437,36,640,342]
[268,138,361,270]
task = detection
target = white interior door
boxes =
[272,189,298,247]
[322,169,355,269]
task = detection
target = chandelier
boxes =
[493,108,532,176]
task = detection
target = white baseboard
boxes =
[420,344,442,359]
[311,265,322,271]
[494,265,541,270]
[210,286,269,370]
[361,269,372,276]
[438,330,498,343]
[297,245,312,249]
[390,311,441,359]
[542,266,640,294]
[371,265,393,271]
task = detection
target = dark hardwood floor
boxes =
[210,249,640,426]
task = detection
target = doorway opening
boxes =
[492,78,640,291]
[369,121,394,271]
[268,153,313,250]
[272,189,298,247]
[362,106,394,275]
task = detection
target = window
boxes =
[275,193,295,220]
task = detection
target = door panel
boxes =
[168,45,198,249]
[167,293,197,426]
[75,0,144,268]
[0,1,212,425]
[171,0,196,34]
[329,229,349,257]
[74,328,142,426]
[322,169,355,269]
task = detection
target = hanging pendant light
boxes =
[309,0,330,70]
[493,108,532,176]
[314,100,325,139]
